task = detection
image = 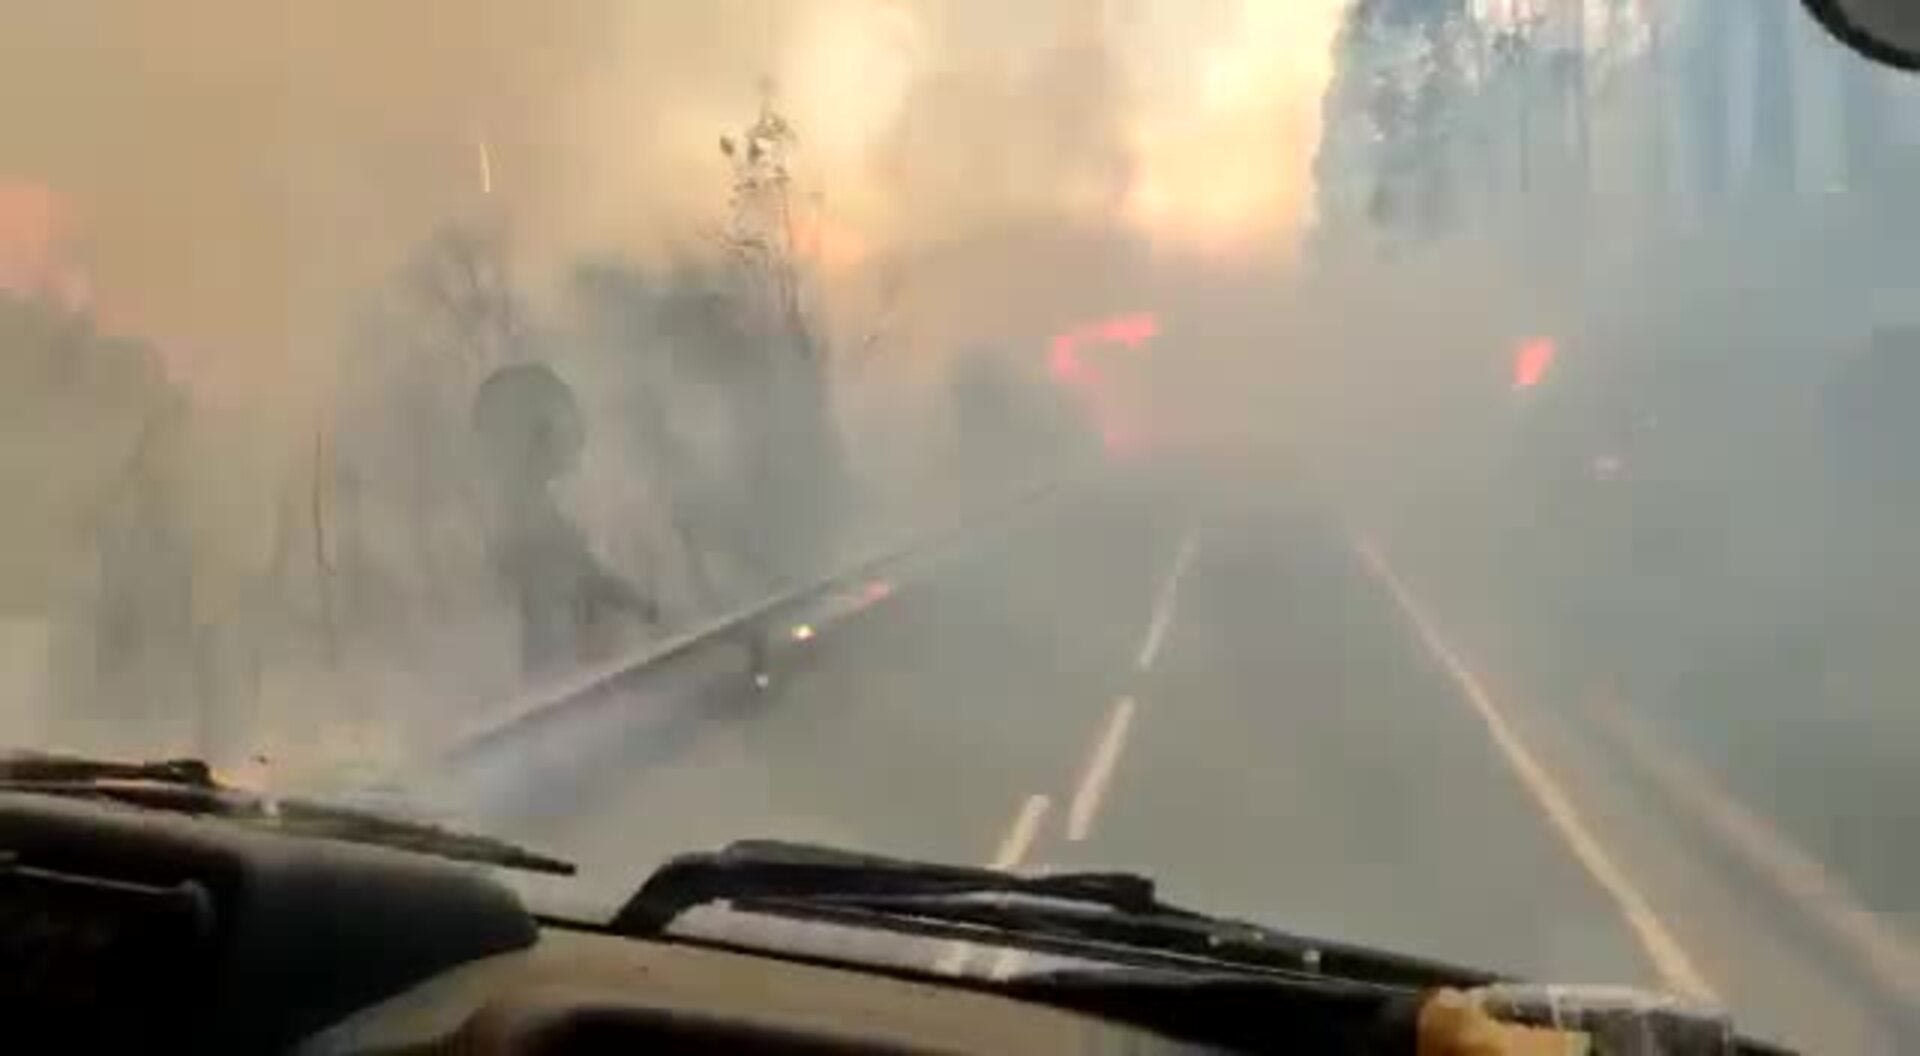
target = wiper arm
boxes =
[615,840,1501,988]
[0,750,574,876]
[614,839,1162,932]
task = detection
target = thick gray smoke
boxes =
[7,4,1913,940]
[1294,0,1920,927]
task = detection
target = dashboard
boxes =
[297,925,1215,1054]
[1,791,1212,1054]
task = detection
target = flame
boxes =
[789,208,871,273]
[762,0,1347,264]
[0,181,62,292]
[0,181,94,313]
[0,179,193,381]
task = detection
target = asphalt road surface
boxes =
[479,462,1912,1054]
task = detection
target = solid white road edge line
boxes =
[1590,695,1920,1009]
[1352,536,1719,1004]
[950,527,1198,978]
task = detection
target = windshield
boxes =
[4,3,1915,1051]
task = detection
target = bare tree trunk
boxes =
[310,425,340,666]
[1840,56,1887,194]
[1750,0,1799,197]
[406,403,448,615]
[1564,0,1592,202]
[1685,1,1732,213]
[1644,3,1671,212]
[1515,57,1534,197]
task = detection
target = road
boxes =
[476,462,1912,1054]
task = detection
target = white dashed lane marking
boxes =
[1136,531,1199,671]
[947,525,1198,978]
[1066,696,1137,843]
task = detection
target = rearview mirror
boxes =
[1804,0,1920,71]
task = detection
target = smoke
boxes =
[0,0,1360,764]
[0,0,1346,388]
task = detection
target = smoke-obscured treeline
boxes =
[1,81,1095,773]
[1306,0,1920,919]
[3,0,1347,776]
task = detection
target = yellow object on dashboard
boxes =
[1418,989,1591,1056]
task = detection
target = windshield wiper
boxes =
[613,839,1502,989]
[620,842,1796,1055]
[0,751,220,786]
[0,750,575,876]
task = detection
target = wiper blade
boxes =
[0,750,574,876]
[778,892,1495,989]
[0,750,217,787]
[615,840,1500,988]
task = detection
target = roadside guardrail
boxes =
[398,474,1081,819]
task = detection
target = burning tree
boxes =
[719,80,817,366]
[554,82,860,617]
[709,81,851,584]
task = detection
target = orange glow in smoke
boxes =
[1048,310,1160,386]
[1513,336,1556,390]
[1046,310,1161,458]
[1049,337,1088,385]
